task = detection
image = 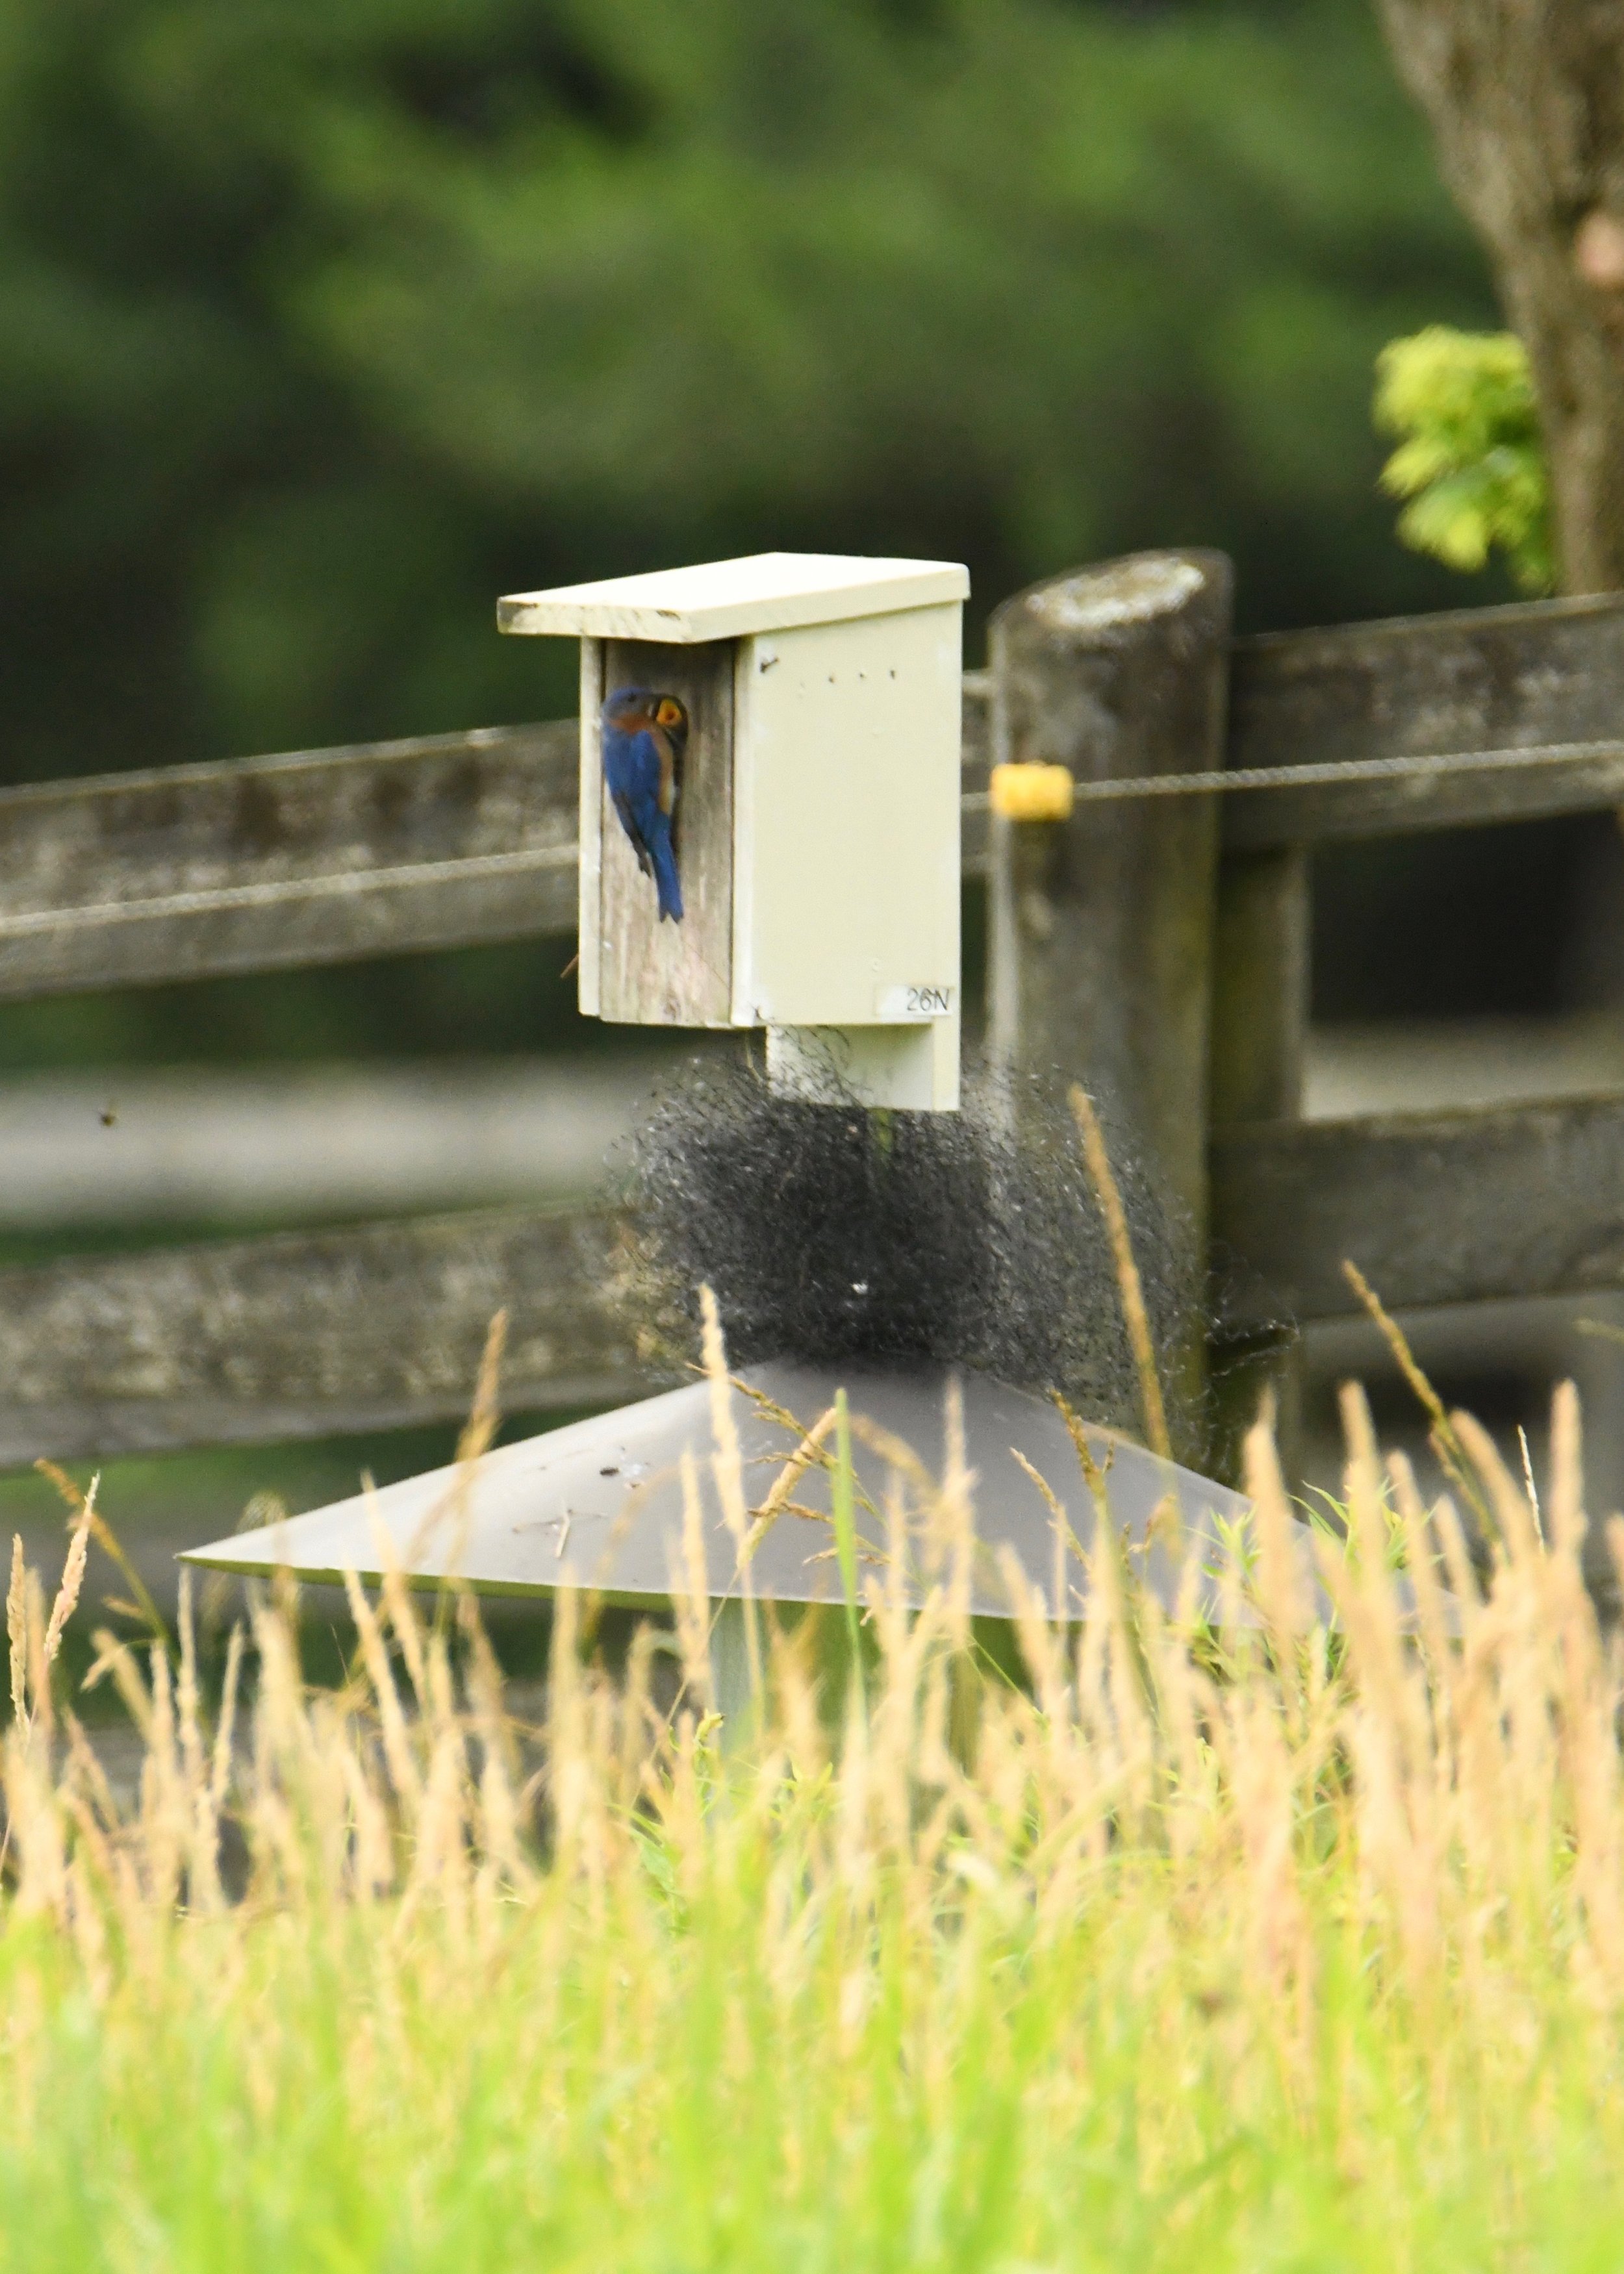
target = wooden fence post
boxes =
[1208,845,1310,1480]
[986,550,1232,1461]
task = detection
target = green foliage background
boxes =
[0,0,1504,1061]
[1376,327,1553,594]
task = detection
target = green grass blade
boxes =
[831,1387,866,1723]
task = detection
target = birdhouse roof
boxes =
[498,551,969,644]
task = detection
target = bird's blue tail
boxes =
[652,828,683,922]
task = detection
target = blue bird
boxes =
[602,686,687,923]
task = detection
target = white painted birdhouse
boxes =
[498,551,968,1110]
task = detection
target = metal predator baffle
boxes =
[183,1363,1318,1698]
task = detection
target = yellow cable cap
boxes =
[989,762,1075,822]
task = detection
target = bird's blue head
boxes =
[603,687,687,738]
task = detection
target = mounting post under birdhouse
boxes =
[498,551,969,1111]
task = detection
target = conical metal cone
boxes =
[182,1361,1295,1624]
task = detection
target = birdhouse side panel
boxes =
[577,638,604,1017]
[732,606,961,1030]
[597,638,735,1027]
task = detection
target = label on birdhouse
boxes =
[874,983,955,1021]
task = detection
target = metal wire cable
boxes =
[970,734,1624,809]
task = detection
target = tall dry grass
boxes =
[1,1344,1623,2267]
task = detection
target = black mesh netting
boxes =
[613,1052,1197,1435]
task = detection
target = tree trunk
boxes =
[1375,0,1624,592]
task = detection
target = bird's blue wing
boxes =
[611,790,653,878]
[604,725,683,921]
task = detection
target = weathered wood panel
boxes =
[1212,1092,1624,1327]
[0,685,992,1001]
[1210,848,1308,1124]
[987,550,1232,1457]
[959,668,992,874]
[0,724,581,1000]
[1226,592,1624,847]
[14,591,1624,1005]
[1207,845,1310,1479]
[598,639,734,1026]
[10,595,1624,1007]
[0,1206,650,1467]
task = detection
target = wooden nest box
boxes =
[498,551,969,1111]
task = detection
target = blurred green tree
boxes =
[1375,325,1552,594]
[1373,1,1624,595]
[0,0,1495,792]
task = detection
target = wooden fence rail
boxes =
[13,586,1624,998]
[4,565,1624,1466]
